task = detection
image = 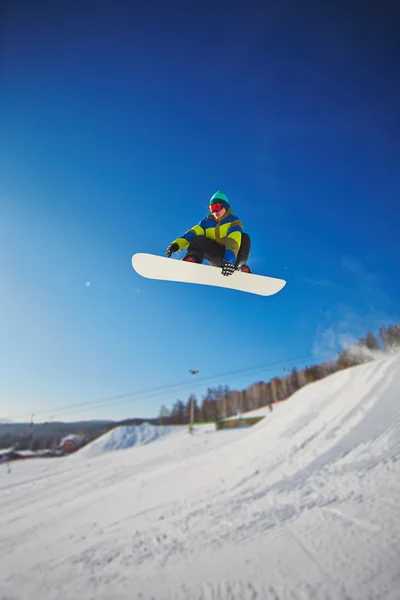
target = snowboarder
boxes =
[166,191,252,276]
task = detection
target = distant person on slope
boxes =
[165,191,251,276]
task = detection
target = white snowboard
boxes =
[131,253,286,297]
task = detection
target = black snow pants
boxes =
[183,234,251,268]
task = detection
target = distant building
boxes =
[59,433,88,454]
[0,448,37,462]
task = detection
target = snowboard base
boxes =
[131,253,286,297]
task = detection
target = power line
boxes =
[51,357,303,419]
[13,352,318,421]
[14,352,317,420]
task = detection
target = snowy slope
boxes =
[1,355,400,600]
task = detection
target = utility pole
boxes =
[188,369,199,434]
[28,414,35,451]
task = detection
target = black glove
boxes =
[166,242,179,257]
[221,261,235,276]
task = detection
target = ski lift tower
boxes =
[188,369,199,434]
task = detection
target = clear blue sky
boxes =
[1,1,399,422]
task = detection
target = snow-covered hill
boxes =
[1,355,399,600]
[77,422,174,458]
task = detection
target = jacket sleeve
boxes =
[171,219,206,251]
[223,218,243,263]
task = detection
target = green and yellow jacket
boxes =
[171,208,244,264]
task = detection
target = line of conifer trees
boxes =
[158,323,400,426]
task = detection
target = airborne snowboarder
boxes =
[165,191,252,276]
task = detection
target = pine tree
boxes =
[290,367,301,392]
[365,331,380,351]
[170,399,186,424]
[158,404,170,425]
[380,323,400,350]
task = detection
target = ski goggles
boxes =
[209,202,224,213]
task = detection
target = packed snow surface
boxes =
[1,355,400,600]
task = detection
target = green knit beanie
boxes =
[209,190,230,209]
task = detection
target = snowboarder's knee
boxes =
[188,234,207,247]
